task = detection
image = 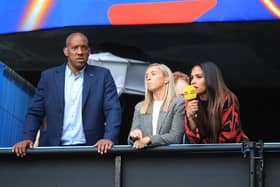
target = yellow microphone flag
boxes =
[183,85,197,100]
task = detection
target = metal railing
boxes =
[0,142,279,187]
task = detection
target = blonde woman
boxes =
[128,63,185,149]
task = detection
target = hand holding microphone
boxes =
[183,85,199,119]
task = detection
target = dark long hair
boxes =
[195,62,237,142]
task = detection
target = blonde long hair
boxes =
[140,63,176,114]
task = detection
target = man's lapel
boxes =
[82,65,95,109]
[55,64,66,112]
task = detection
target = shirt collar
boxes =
[65,64,85,78]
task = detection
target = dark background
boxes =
[1,20,279,144]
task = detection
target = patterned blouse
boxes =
[185,94,249,144]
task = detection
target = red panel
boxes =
[108,0,217,25]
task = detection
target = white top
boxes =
[152,101,162,135]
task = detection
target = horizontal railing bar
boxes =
[1,143,279,155]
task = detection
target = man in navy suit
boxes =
[12,32,122,157]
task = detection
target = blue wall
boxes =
[0,62,34,147]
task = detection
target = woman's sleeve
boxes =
[127,102,142,144]
[184,100,201,144]
[184,116,201,144]
[219,94,249,143]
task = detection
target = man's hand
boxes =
[12,140,33,157]
[93,139,113,155]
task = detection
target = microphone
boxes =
[183,85,197,101]
[183,85,198,118]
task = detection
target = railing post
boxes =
[115,155,122,187]
[255,141,264,187]
[242,141,264,187]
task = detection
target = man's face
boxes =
[175,79,189,97]
[63,34,90,71]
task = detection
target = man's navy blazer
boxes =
[23,63,122,146]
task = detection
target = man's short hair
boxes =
[173,71,190,84]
